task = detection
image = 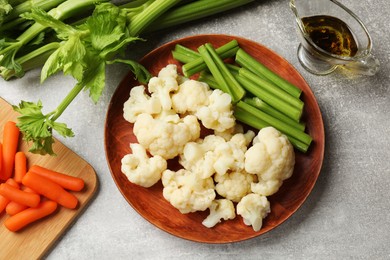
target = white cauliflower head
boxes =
[213,138,246,176]
[236,193,270,232]
[123,86,162,123]
[171,79,212,114]
[195,89,235,132]
[245,127,295,196]
[202,199,236,228]
[179,135,226,179]
[162,169,216,214]
[214,171,255,202]
[121,143,167,188]
[148,64,179,111]
[133,113,200,160]
[214,124,244,141]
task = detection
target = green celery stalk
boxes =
[128,0,181,36]
[204,43,245,102]
[172,44,200,64]
[236,101,312,146]
[198,44,231,95]
[172,50,195,64]
[2,1,253,80]
[198,71,220,89]
[235,73,302,121]
[244,97,306,131]
[236,48,302,98]
[1,42,60,80]
[174,44,200,59]
[181,40,239,77]
[239,67,304,110]
[145,0,254,32]
[7,0,25,5]
[185,46,239,76]
[233,106,309,153]
[0,0,109,76]
[3,0,66,23]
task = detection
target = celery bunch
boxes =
[0,0,254,155]
[172,41,313,153]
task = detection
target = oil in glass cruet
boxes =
[301,15,358,57]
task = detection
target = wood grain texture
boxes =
[0,97,98,259]
[104,34,325,243]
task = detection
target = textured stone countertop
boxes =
[1,0,389,259]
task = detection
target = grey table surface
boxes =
[1,0,389,259]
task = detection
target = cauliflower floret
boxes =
[162,169,216,214]
[148,64,179,111]
[213,138,246,176]
[214,124,244,141]
[123,86,162,123]
[171,79,212,114]
[179,135,226,179]
[179,142,215,179]
[214,171,255,202]
[230,131,256,149]
[236,193,270,232]
[202,199,236,228]
[251,178,283,196]
[245,127,295,196]
[195,89,235,132]
[133,113,200,160]
[121,143,167,188]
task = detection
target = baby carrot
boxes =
[29,165,85,191]
[6,187,37,216]
[14,151,27,183]
[22,171,78,209]
[0,178,21,213]
[0,195,8,214]
[1,121,20,181]
[5,178,20,189]
[4,200,58,232]
[0,183,40,208]
[0,143,3,176]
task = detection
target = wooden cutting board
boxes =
[0,97,98,259]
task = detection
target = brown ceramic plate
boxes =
[104,34,325,243]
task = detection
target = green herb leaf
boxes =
[0,0,12,25]
[108,58,151,84]
[0,41,24,77]
[12,100,74,155]
[41,34,86,82]
[84,3,128,51]
[81,53,106,103]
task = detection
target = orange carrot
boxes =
[1,121,20,181]
[29,165,85,191]
[6,201,28,216]
[4,200,58,232]
[0,183,40,208]
[0,143,3,177]
[0,178,21,213]
[0,195,8,214]
[5,178,20,189]
[22,171,78,209]
[14,152,27,183]
[6,187,37,216]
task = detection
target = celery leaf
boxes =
[0,0,12,25]
[84,3,128,51]
[108,58,151,84]
[12,100,74,155]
